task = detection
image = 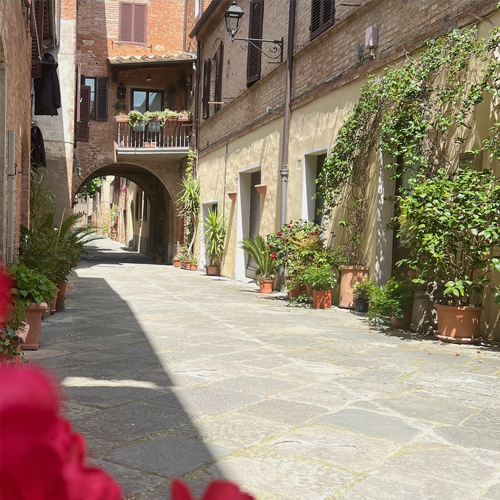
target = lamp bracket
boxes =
[231,36,284,63]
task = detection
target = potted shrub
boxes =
[189,255,198,271]
[397,168,500,342]
[303,264,337,309]
[203,209,226,276]
[351,277,375,313]
[368,275,415,329]
[7,263,57,350]
[240,235,277,294]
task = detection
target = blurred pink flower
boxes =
[171,479,255,500]
[0,365,121,500]
[0,266,12,327]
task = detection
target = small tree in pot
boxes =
[397,167,500,341]
[203,209,226,276]
[240,235,277,293]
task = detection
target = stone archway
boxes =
[74,161,185,263]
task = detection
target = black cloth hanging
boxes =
[30,126,46,168]
[34,53,61,116]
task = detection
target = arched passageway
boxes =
[74,162,185,264]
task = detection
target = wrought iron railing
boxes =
[116,119,192,149]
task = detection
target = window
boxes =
[131,89,163,134]
[202,58,211,120]
[310,0,335,40]
[119,2,147,45]
[247,0,264,87]
[214,42,224,113]
[82,77,109,121]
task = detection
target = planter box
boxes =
[435,304,484,343]
[339,265,369,309]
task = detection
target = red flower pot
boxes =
[313,290,332,309]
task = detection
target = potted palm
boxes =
[397,167,500,341]
[203,209,226,276]
[240,235,277,293]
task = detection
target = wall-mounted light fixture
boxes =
[117,83,126,99]
[146,76,152,82]
[224,1,283,63]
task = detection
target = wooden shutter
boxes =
[247,0,264,87]
[214,42,223,113]
[119,2,133,43]
[133,4,147,44]
[119,2,147,45]
[310,0,335,40]
[95,77,109,121]
[203,58,211,120]
[76,85,91,142]
[31,0,45,78]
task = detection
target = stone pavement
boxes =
[25,238,500,500]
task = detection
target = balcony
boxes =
[115,116,192,159]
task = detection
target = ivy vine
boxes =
[317,26,500,265]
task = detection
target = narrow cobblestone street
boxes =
[26,239,500,500]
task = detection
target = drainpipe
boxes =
[182,0,188,52]
[279,0,296,227]
[194,41,201,160]
[7,130,15,263]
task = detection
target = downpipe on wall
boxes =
[7,130,15,263]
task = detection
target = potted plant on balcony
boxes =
[203,209,226,276]
[127,110,143,127]
[397,167,500,342]
[240,235,277,294]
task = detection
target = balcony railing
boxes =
[116,118,192,150]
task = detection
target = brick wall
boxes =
[195,0,499,157]
[0,1,33,261]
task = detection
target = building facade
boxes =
[191,0,500,338]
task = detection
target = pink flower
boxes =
[0,365,121,500]
[171,479,255,500]
[270,253,276,258]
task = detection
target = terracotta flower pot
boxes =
[288,284,305,300]
[206,265,220,276]
[313,289,332,309]
[190,264,198,271]
[23,302,48,350]
[339,265,369,309]
[259,281,273,294]
[0,323,29,363]
[56,281,68,312]
[391,308,412,330]
[49,289,59,314]
[434,304,484,343]
[173,258,180,268]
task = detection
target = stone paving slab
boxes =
[24,239,500,499]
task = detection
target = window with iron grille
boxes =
[119,2,147,45]
[214,41,224,113]
[247,0,264,87]
[310,0,335,40]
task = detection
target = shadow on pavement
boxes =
[27,272,225,499]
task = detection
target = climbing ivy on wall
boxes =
[317,25,500,264]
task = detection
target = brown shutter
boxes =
[247,0,264,87]
[119,2,133,43]
[77,85,91,142]
[133,3,147,44]
[31,0,45,78]
[95,77,109,121]
[310,0,335,40]
[203,58,211,120]
[76,63,82,123]
[214,42,223,113]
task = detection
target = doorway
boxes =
[302,151,327,226]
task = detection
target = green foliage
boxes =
[8,263,57,310]
[299,264,336,291]
[351,277,376,300]
[29,167,55,231]
[240,235,276,281]
[0,324,26,358]
[177,169,200,251]
[127,108,183,127]
[20,212,99,284]
[203,209,226,266]
[397,168,500,305]
[369,275,415,323]
[77,177,104,199]
[317,26,500,265]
